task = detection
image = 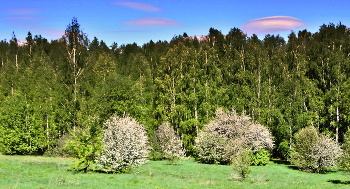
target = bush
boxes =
[65,117,102,173]
[250,149,270,166]
[231,148,252,181]
[43,134,73,158]
[277,140,291,160]
[148,133,164,161]
[291,126,342,173]
[337,130,350,172]
[154,122,185,164]
[0,94,46,155]
[195,132,227,164]
[194,108,274,164]
[96,116,149,173]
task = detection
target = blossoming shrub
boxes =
[291,126,342,173]
[194,108,274,164]
[195,132,227,164]
[155,122,185,163]
[96,116,149,173]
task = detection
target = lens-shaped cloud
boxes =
[242,16,307,35]
[112,1,163,12]
[123,17,183,27]
[42,29,65,38]
[107,30,147,33]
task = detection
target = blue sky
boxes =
[1,0,349,46]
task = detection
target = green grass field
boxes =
[1,155,350,189]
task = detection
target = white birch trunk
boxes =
[336,104,339,143]
[47,114,49,149]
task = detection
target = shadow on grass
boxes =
[163,162,183,166]
[67,167,126,174]
[271,159,290,165]
[328,180,350,184]
[287,165,300,170]
[285,166,338,174]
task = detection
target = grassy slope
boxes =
[0,155,349,189]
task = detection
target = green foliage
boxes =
[250,149,270,166]
[290,126,319,172]
[277,140,291,160]
[291,126,342,173]
[43,134,73,158]
[154,122,185,164]
[231,148,252,181]
[65,117,102,173]
[148,132,165,161]
[1,20,350,162]
[337,130,350,172]
[0,93,45,155]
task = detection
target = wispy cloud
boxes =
[6,8,41,15]
[6,16,47,20]
[123,17,183,27]
[3,8,63,40]
[4,8,46,28]
[112,1,163,12]
[242,16,307,35]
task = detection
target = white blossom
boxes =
[155,122,185,162]
[194,108,274,164]
[96,116,149,172]
[310,134,342,170]
[291,126,342,172]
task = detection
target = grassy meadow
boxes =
[1,154,350,189]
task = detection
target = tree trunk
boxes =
[336,105,339,142]
[47,114,49,149]
[73,48,76,131]
[84,163,89,173]
[16,54,18,72]
[289,102,292,149]
[205,53,208,118]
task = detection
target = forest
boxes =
[0,17,350,161]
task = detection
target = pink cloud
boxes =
[6,8,40,15]
[112,1,163,12]
[6,16,47,20]
[108,30,147,33]
[123,17,183,27]
[242,16,307,35]
[5,8,46,27]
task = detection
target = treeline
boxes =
[0,18,350,158]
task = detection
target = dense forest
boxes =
[0,17,350,159]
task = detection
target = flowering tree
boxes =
[194,108,274,164]
[96,116,149,173]
[155,122,185,164]
[291,126,342,173]
[194,132,227,164]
